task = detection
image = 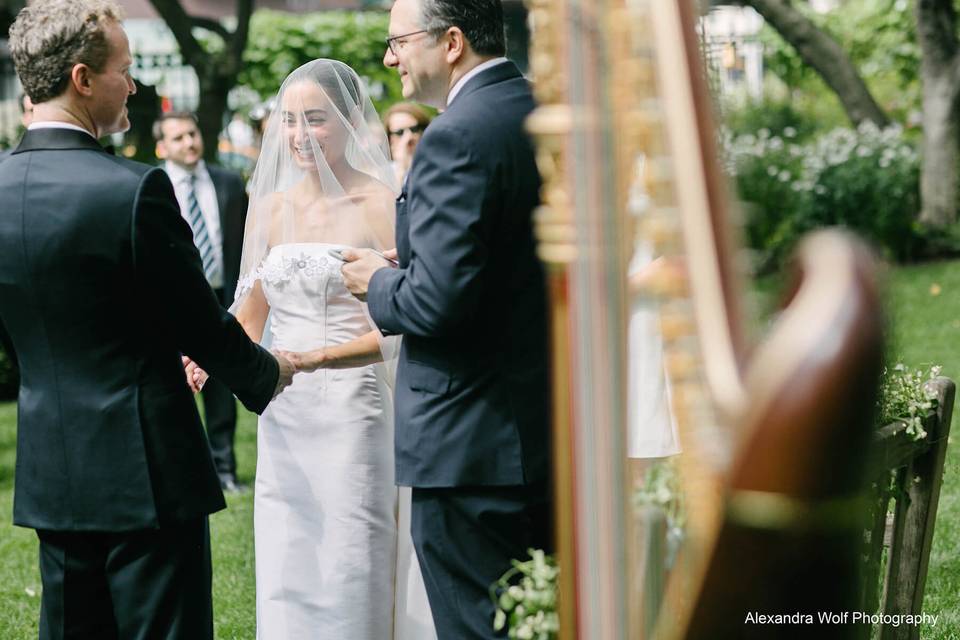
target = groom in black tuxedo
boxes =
[0,2,294,638]
[344,0,552,636]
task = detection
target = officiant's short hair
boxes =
[8,0,124,104]
[419,0,506,58]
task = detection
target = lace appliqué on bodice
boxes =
[236,244,344,295]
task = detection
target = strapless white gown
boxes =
[253,243,436,639]
[627,244,681,459]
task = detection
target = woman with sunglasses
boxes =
[383,101,432,184]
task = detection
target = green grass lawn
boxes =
[887,260,960,638]
[1,259,960,637]
[0,403,260,638]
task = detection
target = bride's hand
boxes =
[182,356,209,393]
[276,349,328,373]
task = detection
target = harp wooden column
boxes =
[527,0,633,638]
[525,1,578,637]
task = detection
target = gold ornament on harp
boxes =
[526,0,576,267]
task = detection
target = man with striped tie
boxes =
[155,112,249,493]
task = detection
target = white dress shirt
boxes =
[28,121,96,137]
[447,57,510,106]
[164,160,224,289]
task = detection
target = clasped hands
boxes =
[182,349,324,399]
[182,246,398,396]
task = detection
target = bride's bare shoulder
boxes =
[348,177,396,209]
[249,191,287,215]
[246,191,292,246]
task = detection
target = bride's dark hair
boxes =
[284,59,363,122]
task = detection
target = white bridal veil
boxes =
[231,59,400,371]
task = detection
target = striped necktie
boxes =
[186,173,216,281]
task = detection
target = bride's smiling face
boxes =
[281,81,350,171]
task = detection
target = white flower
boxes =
[778,170,791,182]
[783,126,797,138]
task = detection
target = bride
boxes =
[229,59,436,639]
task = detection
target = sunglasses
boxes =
[388,125,425,137]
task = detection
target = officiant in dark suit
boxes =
[155,111,248,492]
[0,2,294,638]
[343,1,552,637]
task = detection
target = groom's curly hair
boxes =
[420,0,506,58]
[9,0,124,104]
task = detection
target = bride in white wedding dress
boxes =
[229,60,436,640]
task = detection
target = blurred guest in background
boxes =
[154,111,249,493]
[226,110,256,154]
[383,101,431,184]
[0,93,34,160]
[0,93,35,374]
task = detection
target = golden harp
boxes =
[524,0,884,638]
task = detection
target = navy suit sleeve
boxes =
[132,168,278,413]
[368,124,490,337]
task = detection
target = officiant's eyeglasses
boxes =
[388,125,425,138]
[386,30,430,56]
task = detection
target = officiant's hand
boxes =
[341,247,393,302]
[272,351,296,398]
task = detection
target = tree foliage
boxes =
[741,0,960,226]
[149,0,254,163]
[757,0,921,123]
[239,10,402,112]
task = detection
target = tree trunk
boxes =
[148,0,253,164]
[918,76,959,226]
[196,75,229,164]
[741,0,890,127]
[916,0,960,227]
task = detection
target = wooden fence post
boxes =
[878,377,955,640]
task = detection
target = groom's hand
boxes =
[341,248,391,302]
[271,351,296,399]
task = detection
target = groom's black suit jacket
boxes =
[368,61,550,488]
[0,128,278,531]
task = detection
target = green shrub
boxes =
[721,97,821,143]
[240,11,402,113]
[722,122,921,271]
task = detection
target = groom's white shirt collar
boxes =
[447,57,509,106]
[28,121,96,138]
